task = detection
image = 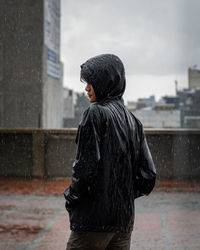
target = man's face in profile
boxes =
[85,83,96,103]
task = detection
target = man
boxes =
[64,54,156,250]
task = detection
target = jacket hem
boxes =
[70,224,133,233]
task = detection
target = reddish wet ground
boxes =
[0,178,200,250]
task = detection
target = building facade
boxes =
[188,67,200,89]
[134,109,180,128]
[178,88,200,128]
[0,0,63,128]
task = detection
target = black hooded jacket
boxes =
[64,54,156,232]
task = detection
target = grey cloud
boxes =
[61,0,200,78]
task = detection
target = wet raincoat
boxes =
[64,54,156,232]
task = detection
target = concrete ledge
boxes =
[0,129,200,180]
[0,128,78,134]
[1,128,200,134]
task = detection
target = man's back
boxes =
[64,54,156,249]
[67,98,154,232]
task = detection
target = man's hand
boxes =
[65,201,72,212]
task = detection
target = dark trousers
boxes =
[66,231,132,250]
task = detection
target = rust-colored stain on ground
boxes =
[0,179,48,195]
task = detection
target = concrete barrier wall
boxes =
[0,129,200,180]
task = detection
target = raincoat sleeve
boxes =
[64,106,101,208]
[135,126,156,198]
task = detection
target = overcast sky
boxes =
[60,0,200,103]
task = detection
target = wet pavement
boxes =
[0,178,200,250]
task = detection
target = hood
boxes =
[80,54,126,102]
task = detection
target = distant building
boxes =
[127,95,156,112]
[127,95,180,128]
[177,88,200,128]
[188,67,200,89]
[0,0,63,128]
[63,88,78,128]
[134,109,180,128]
[162,96,180,109]
[63,88,74,119]
[137,95,156,110]
[154,104,175,111]
[127,65,200,128]
[126,101,137,112]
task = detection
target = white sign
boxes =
[46,48,60,79]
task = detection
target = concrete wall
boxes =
[134,110,181,128]
[0,129,200,180]
[0,0,63,129]
[0,0,43,128]
[146,130,200,180]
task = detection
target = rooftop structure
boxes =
[188,67,200,89]
[0,0,63,128]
